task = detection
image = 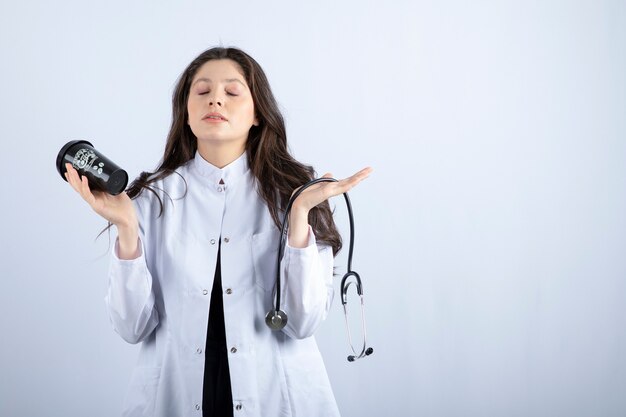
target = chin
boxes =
[196,135,245,147]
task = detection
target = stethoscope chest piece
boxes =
[265,309,288,330]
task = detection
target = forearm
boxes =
[106,234,159,344]
[117,223,139,260]
[280,240,334,339]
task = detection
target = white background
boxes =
[1,1,625,416]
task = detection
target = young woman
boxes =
[65,46,372,417]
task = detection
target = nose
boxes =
[207,91,224,107]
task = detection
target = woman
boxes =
[65,46,372,417]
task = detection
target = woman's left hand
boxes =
[291,167,374,213]
[287,167,373,248]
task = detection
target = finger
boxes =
[64,171,77,192]
[67,163,95,205]
[349,167,373,183]
[66,162,77,178]
[65,163,81,192]
[329,168,372,195]
[353,167,373,179]
[79,175,96,205]
[72,171,85,196]
[71,167,86,197]
[65,163,72,183]
[330,167,371,188]
[307,169,367,200]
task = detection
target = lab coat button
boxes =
[217,186,224,192]
[196,347,202,354]
[230,347,237,353]
[225,288,232,295]
[202,289,208,295]
[210,239,216,245]
[224,237,230,243]
[235,403,242,411]
[195,404,200,410]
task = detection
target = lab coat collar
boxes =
[191,149,250,187]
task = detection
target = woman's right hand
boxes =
[64,162,137,228]
[65,163,140,259]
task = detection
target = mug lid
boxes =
[56,140,94,180]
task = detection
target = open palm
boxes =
[292,167,373,211]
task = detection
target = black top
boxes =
[202,238,233,417]
[206,239,227,345]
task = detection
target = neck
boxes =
[197,141,246,169]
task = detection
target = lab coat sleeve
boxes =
[104,198,159,345]
[279,225,334,340]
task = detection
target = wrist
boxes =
[287,205,311,248]
[116,220,138,244]
[115,213,138,230]
[116,221,137,235]
[290,203,309,219]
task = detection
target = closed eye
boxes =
[198,91,238,96]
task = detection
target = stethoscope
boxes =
[265,177,374,362]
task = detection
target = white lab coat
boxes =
[104,150,341,417]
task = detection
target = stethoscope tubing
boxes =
[266,177,373,362]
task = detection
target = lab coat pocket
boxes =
[122,366,161,417]
[251,229,281,292]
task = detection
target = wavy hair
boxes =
[117,46,342,255]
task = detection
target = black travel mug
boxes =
[56,140,129,195]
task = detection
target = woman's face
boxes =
[187,59,258,149]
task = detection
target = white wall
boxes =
[1,1,625,416]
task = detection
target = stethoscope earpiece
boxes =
[347,347,374,362]
[266,177,373,362]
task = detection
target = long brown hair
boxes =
[121,47,342,255]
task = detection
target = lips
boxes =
[203,112,228,121]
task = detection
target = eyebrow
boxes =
[192,77,246,87]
